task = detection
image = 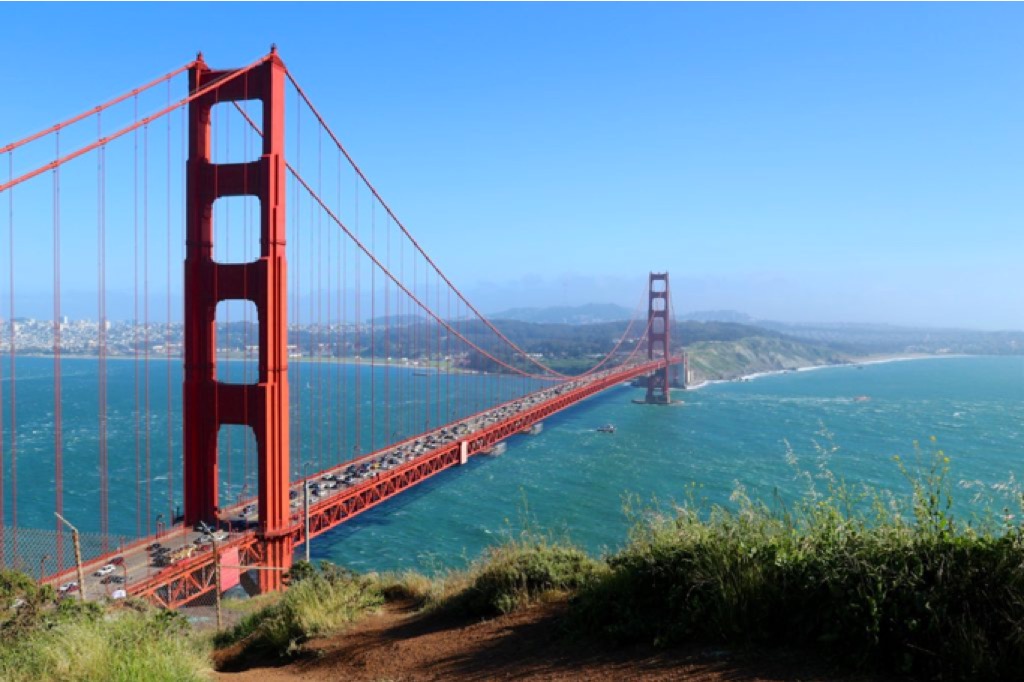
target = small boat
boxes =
[597,424,616,433]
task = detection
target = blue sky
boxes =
[1,3,1021,329]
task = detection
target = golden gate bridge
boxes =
[0,49,680,608]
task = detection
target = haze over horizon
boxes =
[1,4,1020,331]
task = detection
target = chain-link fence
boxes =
[1,525,131,581]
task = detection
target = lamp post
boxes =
[54,513,85,601]
[155,514,165,538]
[302,462,312,564]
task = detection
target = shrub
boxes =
[216,560,384,660]
[0,598,209,682]
[443,539,606,617]
[573,444,1024,680]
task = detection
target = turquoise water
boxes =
[0,356,544,544]
[2,355,1022,574]
[312,355,1024,573]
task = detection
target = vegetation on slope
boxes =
[686,335,846,382]
[0,574,209,682]
[574,442,1024,680]
[214,562,383,661]
[5,439,1018,682]
[217,441,1024,681]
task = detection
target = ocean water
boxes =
[313,355,1024,572]
[1,355,1022,574]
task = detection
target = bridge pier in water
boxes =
[643,272,673,404]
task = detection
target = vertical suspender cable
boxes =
[6,152,16,554]
[374,200,378,450]
[316,125,323,472]
[338,151,346,463]
[53,130,64,568]
[133,95,141,538]
[144,124,152,536]
[354,176,360,459]
[421,251,425,428]
[166,83,174,523]
[98,114,109,550]
[307,126,314,476]
[447,286,451,422]
[436,264,441,425]
[380,215,387,444]
[411,250,417,434]
[294,92,302,476]
[323,126,332,469]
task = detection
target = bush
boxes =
[0,598,209,682]
[216,560,384,660]
[443,539,606,617]
[573,444,1024,680]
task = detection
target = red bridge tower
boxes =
[183,50,292,591]
[645,272,672,404]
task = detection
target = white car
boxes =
[58,581,78,594]
[94,564,116,577]
[196,530,230,544]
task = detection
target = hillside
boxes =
[214,599,871,682]
[685,336,846,383]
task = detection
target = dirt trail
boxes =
[214,600,881,682]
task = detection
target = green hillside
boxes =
[685,336,846,383]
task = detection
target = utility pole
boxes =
[55,512,85,601]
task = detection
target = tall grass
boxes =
[573,439,1024,680]
[0,580,210,682]
[437,535,606,617]
[215,561,384,660]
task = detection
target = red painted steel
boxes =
[128,358,678,609]
[183,49,292,592]
[645,273,672,404]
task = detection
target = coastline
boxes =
[684,352,969,391]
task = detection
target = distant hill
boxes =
[489,303,634,325]
[678,309,755,324]
[758,321,1024,356]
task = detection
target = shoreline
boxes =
[684,353,971,391]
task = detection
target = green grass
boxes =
[572,440,1024,680]
[209,439,1024,680]
[5,437,1017,682]
[215,561,384,660]
[0,583,210,682]
[436,537,606,617]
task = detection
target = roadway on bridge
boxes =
[51,360,663,603]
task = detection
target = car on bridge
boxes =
[94,564,116,577]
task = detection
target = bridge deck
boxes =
[44,358,677,608]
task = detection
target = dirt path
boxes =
[214,600,881,682]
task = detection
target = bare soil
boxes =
[213,599,887,682]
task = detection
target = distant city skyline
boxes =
[1,4,1021,330]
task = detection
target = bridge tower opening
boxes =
[183,50,292,591]
[644,272,672,404]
